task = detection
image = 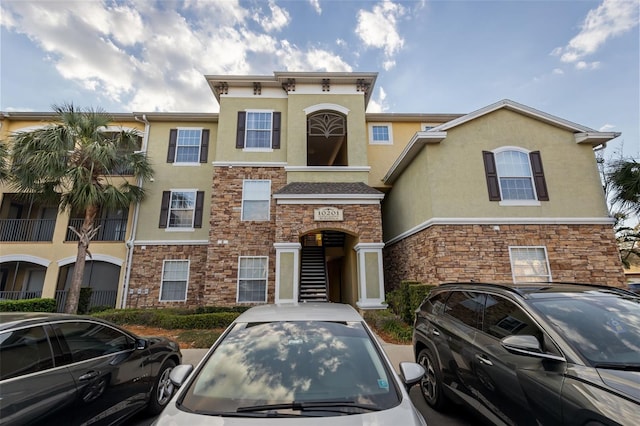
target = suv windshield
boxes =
[532,294,640,366]
[178,320,400,416]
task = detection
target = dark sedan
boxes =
[413,282,640,426]
[0,312,181,425]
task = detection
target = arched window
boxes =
[306,111,347,166]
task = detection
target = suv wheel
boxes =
[417,348,448,410]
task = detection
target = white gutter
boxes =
[122,114,149,308]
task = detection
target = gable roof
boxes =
[383,99,621,185]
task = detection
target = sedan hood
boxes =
[153,399,426,425]
[597,369,640,402]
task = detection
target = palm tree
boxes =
[0,141,9,182]
[608,158,640,217]
[7,103,153,313]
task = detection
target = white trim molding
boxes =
[58,254,124,267]
[0,255,51,267]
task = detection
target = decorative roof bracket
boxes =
[253,82,262,95]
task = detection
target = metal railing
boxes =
[0,290,42,300]
[0,219,56,242]
[55,290,118,312]
[66,218,128,241]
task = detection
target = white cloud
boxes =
[600,123,617,132]
[253,0,290,33]
[575,61,601,70]
[309,0,322,15]
[552,68,565,75]
[553,0,639,64]
[355,1,406,68]
[367,86,388,113]
[0,0,352,112]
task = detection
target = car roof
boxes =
[234,303,364,323]
[0,312,106,332]
[435,282,637,299]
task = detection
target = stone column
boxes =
[354,242,387,309]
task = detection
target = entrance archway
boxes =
[299,230,358,304]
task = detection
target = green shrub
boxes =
[93,308,241,330]
[0,298,57,312]
[77,287,92,314]
[386,281,435,324]
[363,309,412,344]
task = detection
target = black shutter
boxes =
[200,129,210,163]
[159,191,171,228]
[167,129,177,163]
[194,191,204,228]
[483,151,501,201]
[530,151,549,201]
[272,112,281,149]
[236,111,246,148]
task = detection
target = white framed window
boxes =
[241,180,271,221]
[246,111,273,148]
[175,128,202,163]
[509,246,551,283]
[495,149,535,201]
[160,260,189,301]
[368,123,393,144]
[237,256,268,303]
[168,190,196,228]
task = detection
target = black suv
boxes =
[0,313,182,425]
[413,282,640,426]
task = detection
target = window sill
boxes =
[172,162,202,166]
[243,148,273,152]
[165,227,195,232]
[499,200,541,207]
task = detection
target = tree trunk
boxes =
[64,205,97,314]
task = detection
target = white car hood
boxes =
[153,398,426,426]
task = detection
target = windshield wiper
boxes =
[594,362,640,371]
[237,400,381,413]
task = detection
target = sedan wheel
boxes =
[147,359,176,415]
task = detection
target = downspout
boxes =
[122,114,149,308]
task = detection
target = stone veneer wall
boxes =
[127,244,208,308]
[275,203,382,243]
[383,224,626,290]
[204,166,288,305]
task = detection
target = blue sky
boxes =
[1,0,638,159]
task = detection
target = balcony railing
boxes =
[66,218,128,241]
[55,290,118,312]
[0,290,43,300]
[0,219,56,242]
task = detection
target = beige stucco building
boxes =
[0,71,627,311]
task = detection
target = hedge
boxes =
[0,298,57,312]
[93,308,242,329]
[386,281,435,324]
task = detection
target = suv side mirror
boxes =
[501,335,565,362]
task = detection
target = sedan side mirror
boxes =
[399,362,426,389]
[169,364,194,387]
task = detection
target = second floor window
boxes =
[167,128,210,163]
[241,180,271,221]
[369,124,392,144]
[236,111,281,149]
[483,149,549,203]
[159,190,204,229]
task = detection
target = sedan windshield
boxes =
[178,320,400,416]
[532,295,640,366]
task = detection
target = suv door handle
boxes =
[431,329,440,336]
[475,355,493,366]
[79,371,100,381]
